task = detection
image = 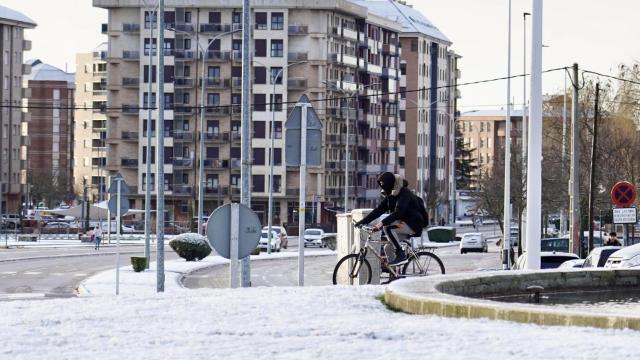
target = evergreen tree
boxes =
[455,123,478,190]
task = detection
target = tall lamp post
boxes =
[171,28,239,235]
[256,60,306,254]
[502,0,514,270]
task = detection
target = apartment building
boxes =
[358,0,460,223]
[23,59,75,199]
[74,43,108,201]
[457,109,525,176]
[0,6,35,213]
[93,0,403,227]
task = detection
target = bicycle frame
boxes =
[357,228,430,278]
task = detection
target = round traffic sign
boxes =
[611,181,637,208]
[206,203,261,259]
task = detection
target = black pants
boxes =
[382,221,415,255]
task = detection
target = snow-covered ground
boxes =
[2,252,639,359]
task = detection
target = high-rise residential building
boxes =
[23,59,75,205]
[93,0,404,228]
[457,109,525,176]
[0,6,36,213]
[74,43,108,202]
[357,0,460,223]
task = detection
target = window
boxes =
[144,11,157,28]
[206,174,219,189]
[254,66,267,84]
[183,38,191,50]
[252,175,265,192]
[207,66,220,79]
[254,121,266,138]
[272,148,282,166]
[232,12,241,26]
[270,67,283,84]
[255,39,267,57]
[142,146,156,164]
[209,12,221,24]
[182,92,190,105]
[183,65,191,77]
[253,94,266,111]
[271,121,283,139]
[269,94,283,111]
[253,148,265,165]
[206,147,219,159]
[232,39,242,51]
[271,12,284,30]
[270,40,283,57]
[144,119,156,137]
[184,11,192,23]
[207,93,220,105]
[255,12,267,30]
[271,175,282,192]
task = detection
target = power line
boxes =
[582,69,640,86]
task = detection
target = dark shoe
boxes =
[388,252,408,266]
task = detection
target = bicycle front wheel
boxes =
[332,254,372,285]
[402,251,445,277]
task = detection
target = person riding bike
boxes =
[354,172,426,266]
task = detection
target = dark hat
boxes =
[377,172,395,195]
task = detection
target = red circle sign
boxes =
[611,181,637,208]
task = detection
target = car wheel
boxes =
[460,249,465,254]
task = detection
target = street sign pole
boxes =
[298,104,308,287]
[116,179,121,295]
[229,202,239,288]
[624,223,630,246]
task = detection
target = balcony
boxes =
[204,158,226,168]
[93,50,107,60]
[205,106,229,116]
[230,131,241,142]
[172,131,193,142]
[200,23,231,33]
[229,158,241,170]
[288,52,308,62]
[231,77,242,87]
[123,23,140,33]
[172,158,194,169]
[122,104,139,115]
[121,131,139,141]
[122,50,140,60]
[205,51,230,62]
[288,25,308,35]
[174,77,194,88]
[328,53,338,64]
[203,77,230,89]
[174,50,195,60]
[121,158,139,168]
[173,184,193,195]
[174,23,194,32]
[287,78,307,90]
[204,132,229,143]
[205,187,229,196]
[342,27,358,41]
[122,77,139,88]
[173,106,194,115]
[326,134,356,145]
[231,50,242,62]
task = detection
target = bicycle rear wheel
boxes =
[402,251,445,277]
[332,254,372,285]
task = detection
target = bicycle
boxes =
[332,224,445,285]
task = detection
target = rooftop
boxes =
[0,5,36,28]
[24,59,74,83]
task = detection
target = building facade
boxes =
[0,6,35,213]
[23,59,75,206]
[74,43,108,202]
[93,0,408,227]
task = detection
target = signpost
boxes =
[611,181,638,246]
[206,203,261,287]
[108,174,129,295]
[285,95,322,286]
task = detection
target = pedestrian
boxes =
[440,218,446,226]
[604,231,622,246]
[94,224,103,250]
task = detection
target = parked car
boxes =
[541,237,569,252]
[303,228,325,248]
[258,230,281,252]
[514,251,580,270]
[558,259,586,269]
[2,214,21,229]
[459,232,487,254]
[262,226,288,249]
[44,221,79,229]
[605,243,640,269]
[583,246,623,268]
[99,221,136,234]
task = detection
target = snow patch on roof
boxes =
[0,5,36,27]
[351,0,450,43]
[24,60,74,83]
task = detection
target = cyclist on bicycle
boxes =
[354,172,426,266]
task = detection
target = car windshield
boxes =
[541,238,569,252]
[598,249,620,267]
[541,256,577,269]
[305,230,321,235]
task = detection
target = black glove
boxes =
[354,221,363,228]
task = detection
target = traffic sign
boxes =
[108,195,130,214]
[206,203,261,259]
[285,94,322,167]
[108,174,130,194]
[611,181,637,207]
[613,207,637,224]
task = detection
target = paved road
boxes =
[0,245,178,300]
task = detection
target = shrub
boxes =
[131,256,147,272]
[169,232,212,261]
[251,247,261,255]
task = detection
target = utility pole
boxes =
[525,0,543,270]
[502,0,513,270]
[587,83,600,253]
[560,71,567,236]
[239,0,252,287]
[144,3,155,269]
[156,0,165,292]
[569,63,581,256]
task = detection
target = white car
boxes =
[583,246,623,268]
[460,232,487,254]
[99,221,136,234]
[514,251,580,270]
[258,230,281,252]
[558,259,585,269]
[605,243,640,269]
[262,226,288,249]
[303,228,325,248]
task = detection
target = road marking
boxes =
[50,272,65,276]
[74,273,88,277]
[1,271,17,275]
[0,293,46,300]
[23,271,42,275]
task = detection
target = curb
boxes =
[384,270,640,330]
[0,250,149,264]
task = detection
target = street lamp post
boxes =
[257,60,306,254]
[503,0,513,270]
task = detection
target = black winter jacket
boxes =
[357,187,424,236]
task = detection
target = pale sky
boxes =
[4,0,640,109]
